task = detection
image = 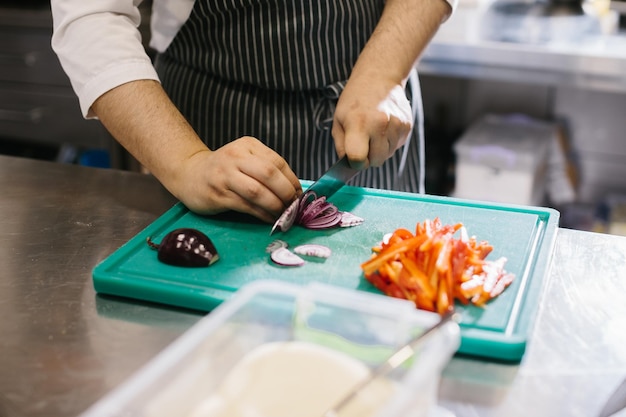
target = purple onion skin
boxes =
[147,228,219,267]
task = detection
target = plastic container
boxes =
[454,114,555,206]
[79,280,460,417]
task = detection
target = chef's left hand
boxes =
[332,76,412,170]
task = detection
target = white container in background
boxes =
[79,280,460,417]
[453,114,555,206]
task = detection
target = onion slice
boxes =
[271,198,300,235]
[266,239,288,253]
[297,191,342,230]
[293,244,332,259]
[270,189,364,234]
[270,247,305,266]
[339,211,364,227]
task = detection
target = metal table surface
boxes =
[1,154,625,417]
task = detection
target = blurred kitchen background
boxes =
[3,0,626,235]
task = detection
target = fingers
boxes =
[237,162,300,216]
[236,137,302,202]
[333,84,413,170]
[347,115,388,168]
[334,108,411,169]
[221,138,302,220]
[179,137,302,223]
[224,174,291,223]
[333,122,369,170]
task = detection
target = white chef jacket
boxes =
[50,0,457,119]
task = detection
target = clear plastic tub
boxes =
[80,280,460,417]
[453,114,555,205]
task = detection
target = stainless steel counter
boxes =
[1,154,625,417]
[419,0,626,92]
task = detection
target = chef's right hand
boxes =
[173,136,302,223]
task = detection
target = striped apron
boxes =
[155,0,424,193]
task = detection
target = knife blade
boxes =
[598,377,626,417]
[304,156,360,201]
[270,156,359,235]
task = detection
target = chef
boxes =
[51,0,455,223]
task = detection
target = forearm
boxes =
[91,80,209,196]
[91,79,301,221]
[351,0,451,85]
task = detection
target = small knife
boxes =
[271,156,360,235]
[598,377,626,417]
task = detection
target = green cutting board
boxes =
[93,184,559,362]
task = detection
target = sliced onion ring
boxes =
[305,214,342,229]
[265,239,288,253]
[339,211,364,227]
[270,189,363,233]
[270,247,305,266]
[293,244,332,258]
[271,198,300,235]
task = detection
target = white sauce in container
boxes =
[188,341,397,417]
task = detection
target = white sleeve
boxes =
[51,0,160,118]
[149,0,195,53]
[442,0,459,22]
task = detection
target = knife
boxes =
[598,377,626,417]
[322,312,459,417]
[305,156,360,201]
[271,156,360,235]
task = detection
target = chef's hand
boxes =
[332,76,412,170]
[175,137,303,223]
[92,80,300,223]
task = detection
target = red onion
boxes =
[293,244,332,258]
[265,239,288,253]
[270,247,305,266]
[146,228,219,267]
[270,198,300,235]
[339,211,364,227]
[296,191,342,229]
[270,190,363,234]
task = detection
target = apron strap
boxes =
[399,68,425,193]
[313,80,347,131]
